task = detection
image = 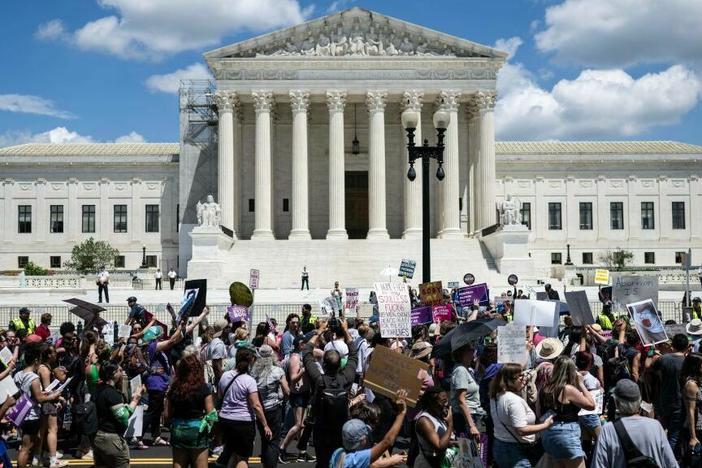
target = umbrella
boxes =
[379,266,399,281]
[432,317,506,358]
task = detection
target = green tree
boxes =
[24,260,48,276]
[64,237,119,274]
[598,248,634,271]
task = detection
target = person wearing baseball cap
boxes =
[9,306,36,334]
[592,380,676,467]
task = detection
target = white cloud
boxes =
[35,19,67,41]
[327,0,354,13]
[535,0,702,68]
[39,0,312,60]
[0,94,74,119]
[114,131,145,143]
[0,127,147,148]
[145,63,213,94]
[495,64,702,139]
[494,37,523,60]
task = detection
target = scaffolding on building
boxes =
[179,79,218,146]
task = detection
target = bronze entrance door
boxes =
[345,171,368,239]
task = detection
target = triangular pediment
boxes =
[204,7,507,60]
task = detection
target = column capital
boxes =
[366,90,388,113]
[402,90,424,111]
[436,90,461,112]
[252,90,274,113]
[465,100,480,120]
[289,90,310,114]
[326,90,347,113]
[214,91,239,112]
[474,90,497,111]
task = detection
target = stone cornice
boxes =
[326,90,347,112]
[366,91,387,113]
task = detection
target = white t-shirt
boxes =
[168,270,177,279]
[490,391,536,444]
[155,271,162,279]
[98,271,109,284]
[324,339,349,359]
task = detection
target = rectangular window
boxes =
[459,198,463,212]
[18,256,29,268]
[582,252,593,265]
[18,205,32,233]
[81,205,96,233]
[113,205,128,233]
[579,202,593,230]
[50,256,61,268]
[248,199,255,212]
[610,202,624,230]
[520,202,531,229]
[114,255,125,268]
[50,205,64,233]
[146,255,157,268]
[672,201,685,230]
[176,203,180,233]
[644,252,655,264]
[675,251,686,264]
[145,204,159,233]
[551,252,562,265]
[548,202,562,230]
[641,201,655,230]
[283,198,290,212]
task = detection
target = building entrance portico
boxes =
[345,171,369,239]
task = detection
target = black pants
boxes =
[155,278,162,290]
[313,425,341,468]
[145,390,165,440]
[98,283,109,303]
[301,277,309,290]
[257,406,283,468]
[169,278,176,290]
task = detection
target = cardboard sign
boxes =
[411,306,433,326]
[374,282,412,338]
[613,274,658,313]
[665,324,687,338]
[399,259,417,279]
[627,299,668,346]
[364,345,429,407]
[432,304,452,322]
[227,305,250,323]
[457,283,490,307]
[513,300,557,327]
[565,291,594,326]
[345,288,359,310]
[63,298,108,331]
[183,279,207,317]
[249,269,260,290]
[594,269,610,285]
[419,281,443,305]
[497,322,527,366]
[124,406,144,438]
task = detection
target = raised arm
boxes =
[370,391,407,463]
[185,307,209,335]
[155,325,184,353]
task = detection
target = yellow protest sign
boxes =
[594,269,610,285]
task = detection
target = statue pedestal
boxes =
[187,226,234,286]
[481,224,535,278]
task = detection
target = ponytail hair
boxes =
[235,347,255,374]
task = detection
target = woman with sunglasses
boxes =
[414,386,454,468]
[489,363,554,467]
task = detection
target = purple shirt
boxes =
[218,371,258,422]
[145,341,171,392]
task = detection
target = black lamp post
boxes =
[402,106,449,284]
[140,245,147,268]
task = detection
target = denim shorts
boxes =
[579,414,601,430]
[493,438,535,468]
[541,421,585,460]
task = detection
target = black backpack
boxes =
[613,419,659,467]
[317,374,350,428]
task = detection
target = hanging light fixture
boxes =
[351,103,360,155]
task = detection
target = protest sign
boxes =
[497,323,527,366]
[447,281,460,289]
[130,375,142,398]
[118,325,132,340]
[627,299,668,346]
[124,406,144,438]
[374,282,412,338]
[432,304,452,322]
[229,281,254,308]
[102,322,114,347]
[613,274,658,313]
[594,269,610,285]
[665,324,687,338]
[513,300,557,327]
[399,259,416,279]
[508,274,519,286]
[463,273,475,285]
[0,347,13,367]
[0,376,18,404]
[411,306,433,326]
[457,283,490,307]
[345,288,359,310]
[183,279,207,317]
[63,298,108,331]
[536,292,548,301]
[565,291,594,326]
[249,269,260,290]
[322,296,340,316]
[578,388,604,416]
[364,345,428,407]
[143,310,168,336]
[227,305,250,323]
[419,281,443,305]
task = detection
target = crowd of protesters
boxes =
[1,283,701,468]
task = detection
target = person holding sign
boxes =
[38,344,65,468]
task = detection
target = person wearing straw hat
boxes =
[687,318,702,353]
[535,338,564,363]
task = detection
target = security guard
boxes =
[9,306,36,334]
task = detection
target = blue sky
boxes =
[1,0,701,146]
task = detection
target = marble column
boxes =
[438,90,463,238]
[251,91,275,240]
[402,91,423,239]
[476,91,497,229]
[214,91,237,237]
[232,105,242,234]
[288,90,311,240]
[466,100,480,234]
[326,91,348,239]
[366,91,389,239]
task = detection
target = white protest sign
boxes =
[345,288,359,310]
[0,347,13,366]
[130,375,142,398]
[579,388,604,416]
[249,269,260,290]
[497,323,527,366]
[513,300,557,327]
[102,321,114,347]
[124,405,144,438]
[612,274,658,313]
[374,282,412,338]
[0,376,19,403]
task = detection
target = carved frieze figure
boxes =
[499,194,521,226]
[196,195,222,227]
